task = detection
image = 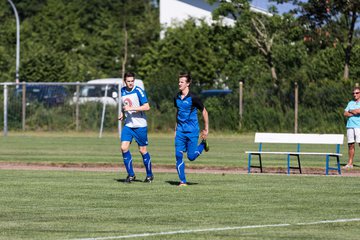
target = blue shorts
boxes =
[121,126,148,146]
[175,131,199,153]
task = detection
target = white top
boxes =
[121,86,148,128]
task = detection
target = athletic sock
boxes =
[198,141,205,154]
[122,151,134,176]
[176,151,186,183]
[142,152,152,177]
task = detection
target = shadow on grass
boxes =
[114,178,143,183]
[165,181,198,186]
[340,163,358,168]
[113,179,199,185]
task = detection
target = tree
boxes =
[209,0,302,99]
[209,0,284,84]
[0,0,159,82]
[273,0,360,80]
[247,16,278,81]
[138,18,243,109]
[139,19,229,87]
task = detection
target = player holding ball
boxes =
[118,72,153,183]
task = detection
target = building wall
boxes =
[160,0,235,38]
[159,0,272,38]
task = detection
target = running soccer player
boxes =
[174,72,210,186]
[118,72,153,183]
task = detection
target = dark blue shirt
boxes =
[174,92,204,133]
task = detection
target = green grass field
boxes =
[1,132,359,240]
[0,132,350,170]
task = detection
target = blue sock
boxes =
[122,151,134,176]
[176,151,186,183]
[142,152,152,177]
[198,141,205,154]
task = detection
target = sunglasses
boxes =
[353,92,360,95]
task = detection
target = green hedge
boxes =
[0,80,354,133]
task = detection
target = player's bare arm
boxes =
[118,111,124,120]
[346,109,359,117]
[201,107,209,139]
[350,109,360,115]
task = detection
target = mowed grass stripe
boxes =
[0,133,349,169]
[0,170,360,239]
[73,218,360,240]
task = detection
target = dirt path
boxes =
[1,162,360,177]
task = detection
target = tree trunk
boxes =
[344,63,350,80]
[343,9,357,80]
[267,53,277,81]
[121,24,128,78]
[271,67,277,82]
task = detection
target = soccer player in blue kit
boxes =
[118,72,153,183]
[174,72,209,186]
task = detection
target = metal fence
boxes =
[1,82,123,137]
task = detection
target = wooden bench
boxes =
[245,133,344,175]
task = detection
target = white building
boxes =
[160,0,272,37]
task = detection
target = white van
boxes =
[71,78,144,106]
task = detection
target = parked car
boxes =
[14,85,67,106]
[71,78,144,106]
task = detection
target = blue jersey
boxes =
[121,86,148,128]
[345,100,360,128]
[174,92,204,134]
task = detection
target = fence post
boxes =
[22,82,26,131]
[99,85,109,138]
[118,82,122,138]
[3,84,8,137]
[239,81,243,130]
[294,82,298,133]
[75,82,80,131]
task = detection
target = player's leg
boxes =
[140,148,153,182]
[121,126,135,181]
[139,146,152,177]
[187,134,204,161]
[352,128,360,167]
[175,131,187,185]
[344,128,355,168]
[134,127,154,182]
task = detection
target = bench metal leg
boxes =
[287,154,302,174]
[337,156,341,175]
[259,154,262,172]
[326,155,341,175]
[248,153,262,173]
[297,155,302,174]
[287,155,290,175]
[326,155,329,175]
[248,153,251,173]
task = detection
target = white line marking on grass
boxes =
[73,218,360,240]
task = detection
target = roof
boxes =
[201,89,232,97]
[87,78,145,89]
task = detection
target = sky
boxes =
[251,0,298,14]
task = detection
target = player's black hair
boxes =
[178,72,192,83]
[123,72,135,80]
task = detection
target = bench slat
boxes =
[255,133,344,144]
[245,151,342,156]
